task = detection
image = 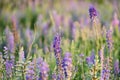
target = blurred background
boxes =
[0,0,120,32]
[0,0,120,57]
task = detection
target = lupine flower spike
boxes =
[53,33,63,80]
[5,60,14,78]
[106,30,113,53]
[89,5,97,21]
[26,62,35,80]
[5,27,15,53]
[39,61,49,80]
[114,60,119,76]
[62,52,73,80]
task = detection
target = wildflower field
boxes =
[0,0,120,80]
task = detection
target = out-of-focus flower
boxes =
[90,50,95,64]
[36,58,43,68]
[39,61,49,80]
[42,21,50,35]
[114,60,119,75]
[89,5,97,20]
[106,30,113,53]
[62,52,72,79]
[112,12,119,27]
[5,60,14,78]
[86,50,95,65]
[52,73,57,80]
[99,46,104,78]
[69,19,75,40]
[52,11,63,27]
[86,56,91,65]
[25,28,34,44]
[101,62,110,80]
[5,27,15,53]
[79,53,84,58]
[26,62,35,80]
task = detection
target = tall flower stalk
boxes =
[53,33,63,80]
[106,30,113,54]
[106,29,114,79]
[99,46,105,80]
[89,5,101,54]
[5,27,15,53]
[5,59,14,78]
[62,52,73,80]
[39,61,49,80]
[114,60,119,79]
[26,62,35,80]
[101,58,110,80]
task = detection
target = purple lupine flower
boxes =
[86,56,91,64]
[89,5,97,20]
[119,21,120,32]
[79,53,84,63]
[53,34,61,53]
[101,63,110,80]
[90,50,95,64]
[112,12,119,27]
[106,30,113,52]
[52,11,63,27]
[62,52,72,79]
[86,50,95,65]
[99,46,105,80]
[39,61,49,80]
[53,33,62,65]
[100,58,111,80]
[69,19,75,40]
[79,53,84,57]
[114,60,119,75]
[42,22,50,35]
[52,73,57,80]
[5,60,14,78]
[26,62,35,80]
[5,28,15,53]
[25,28,34,45]
[53,33,63,79]
[36,58,43,68]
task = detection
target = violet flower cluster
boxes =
[5,60,14,78]
[114,60,119,75]
[86,50,95,66]
[69,19,75,41]
[26,62,35,80]
[5,27,15,53]
[89,5,97,20]
[101,63,110,80]
[62,52,72,79]
[106,30,113,53]
[53,33,63,79]
[39,61,49,80]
